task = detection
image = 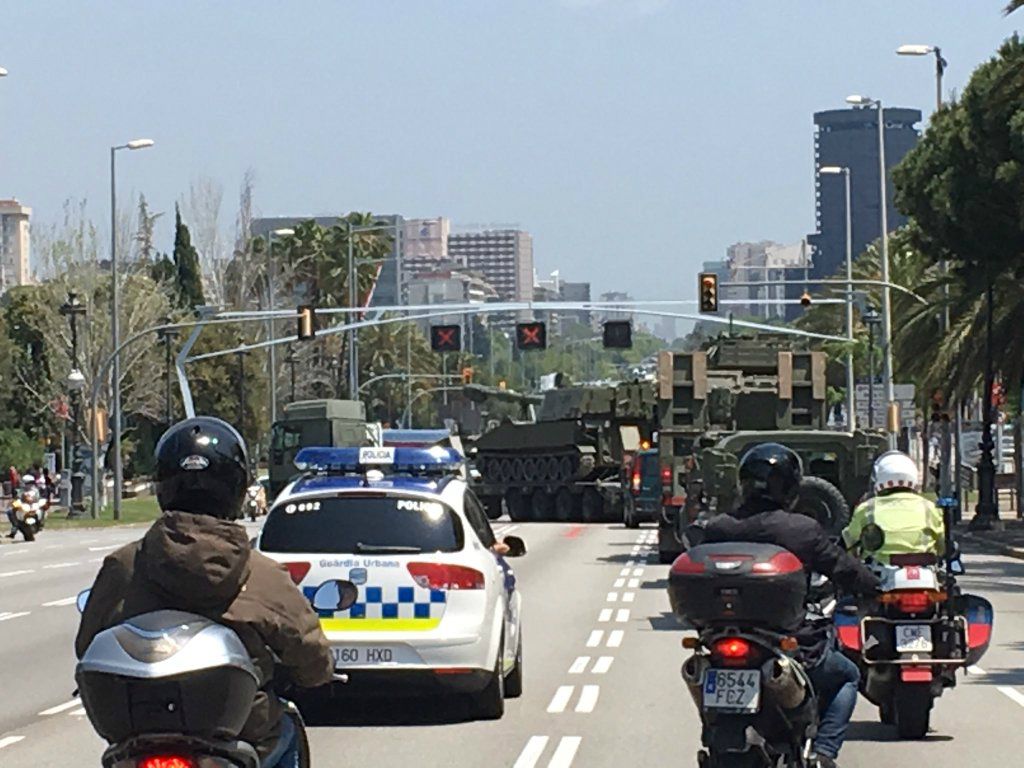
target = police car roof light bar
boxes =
[293,446,463,476]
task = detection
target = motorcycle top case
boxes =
[76,610,260,743]
[668,543,807,631]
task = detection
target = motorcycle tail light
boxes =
[881,590,945,613]
[631,469,642,494]
[712,637,758,667]
[138,757,197,768]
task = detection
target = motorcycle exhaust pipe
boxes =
[681,654,709,708]
[762,656,808,710]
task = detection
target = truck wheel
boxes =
[581,488,603,523]
[554,488,576,522]
[505,490,529,522]
[795,476,850,535]
[530,490,553,521]
[483,496,504,521]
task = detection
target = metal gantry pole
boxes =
[842,168,856,431]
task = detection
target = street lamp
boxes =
[863,307,882,429]
[0,67,8,77]
[265,227,294,426]
[59,291,87,516]
[819,165,856,430]
[896,44,946,113]
[156,319,179,426]
[110,137,154,519]
[845,95,896,446]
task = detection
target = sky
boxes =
[1,1,1019,310]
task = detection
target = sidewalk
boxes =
[957,519,1024,561]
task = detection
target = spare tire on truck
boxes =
[795,476,850,535]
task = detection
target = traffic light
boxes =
[515,321,547,350]
[800,291,812,308]
[296,305,317,340]
[698,273,719,313]
[461,367,474,384]
[430,324,462,352]
[602,320,633,349]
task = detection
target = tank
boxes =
[470,380,657,522]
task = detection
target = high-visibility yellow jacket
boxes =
[842,491,946,564]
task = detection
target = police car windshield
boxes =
[260,494,464,555]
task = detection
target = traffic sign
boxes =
[602,320,632,349]
[516,322,547,350]
[854,383,916,428]
[430,324,462,353]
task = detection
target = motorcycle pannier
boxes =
[668,543,807,631]
[75,611,260,743]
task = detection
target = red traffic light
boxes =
[800,291,812,307]
[698,273,719,313]
[515,322,547,350]
[430,324,462,353]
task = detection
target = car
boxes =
[255,445,526,719]
[623,448,661,529]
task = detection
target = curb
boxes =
[960,532,1024,561]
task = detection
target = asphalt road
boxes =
[1,520,1023,767]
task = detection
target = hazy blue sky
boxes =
[1,1,1018,303]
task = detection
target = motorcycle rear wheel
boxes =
[894,683,932,739]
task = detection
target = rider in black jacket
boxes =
[703,443,879,768]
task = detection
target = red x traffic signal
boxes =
[430,324,462,353]
[516,322,547,350]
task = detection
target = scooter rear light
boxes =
[283,562,311,585]
[138,757,197,768]
[711,637,758,667]
[752,551,804,574]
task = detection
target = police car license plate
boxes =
[895,624,932,653]
[703,669,761,712]
[331,645,412,667]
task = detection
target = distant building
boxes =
[559,280,592,330]
[598,290,632,323]
[448,229,534,303]
[724,241,810,321]
[401,217,450,281]
[0,199,31,291]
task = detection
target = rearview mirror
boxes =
[76,589,91,614]
[311,580,359,612]
[860,523,885,553]
[949,556,965,575]
[503,535,527,558]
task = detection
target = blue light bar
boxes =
[294,445,463,474]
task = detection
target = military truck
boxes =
[268,399,369,498]
[656,336,886,563]
[470,380,658,522]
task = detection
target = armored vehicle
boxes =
[470,381,658,522]
[656,336,886,563]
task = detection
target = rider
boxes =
[843,450,945,564]
[75,417,334,766]
[701,443,880,768]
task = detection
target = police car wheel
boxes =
[504,632,523,699]
[473,636,506,719]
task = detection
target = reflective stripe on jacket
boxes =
[843,491,945,563]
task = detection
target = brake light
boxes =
[880,590,945,614]
[139,757,197,768]
[661,466,672,487]
[283,562,311,585]
[752,551,804,574]
[712,637,754,666]
[631,468,642,494]
[669,552,705,574]
[407,562,485,590]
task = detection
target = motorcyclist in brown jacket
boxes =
[75,417,333,765]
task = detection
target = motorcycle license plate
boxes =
[703,669,761,712]
[896,624,933,653]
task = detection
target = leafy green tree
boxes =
[0,429,44,472]
[173,205,205,310]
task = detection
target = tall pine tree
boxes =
[173,204,205,310]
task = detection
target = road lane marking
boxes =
[0,549,28,555]
[627,578,639,588]
[548,736,582,768]
[592,656,614,674]
[0,611,29,622]
[43,561,80,569]
[998,686,1024,707]
[575,685,600,712]
[0,569,33,578]
[597,608,613,622]
[615,609,630,623]
[968,665,986,675]
[42,596,78,607]
[613,578,625,588]
[569,656,591,674]
[70,708,87,716]
[547,685,574,713]
[606,592,618,602]
[619,567,631,576]
[0,736,25,750]
[586,630,604,647]
[88,544,121,552]
[608,630,624,647]
[623,592,635,603]
[39,699,81,716]
[632,568,643,576]
[513,736,549,768]
[503,525,520,535]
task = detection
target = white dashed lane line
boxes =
[998,686,1024,707]
[622,592,635,603]
[88,544,121,552]
[42,561,80,570]
[547,685,575,713]
[597,609,612,623]
[586,630,604,647]
[627,578,640,588]
[0,736,25,750]
[0,569,33,578]
[575,685,600,713]
[513,736,550,768]
[619,567,631,576]
[568,656,590,674]
[606,592,618,602]
[39,699,81,716]
[607,630,624,648]
[592,656,614,674]
[514,736,582,768]
[548,736,582,768]
[42,596,78,607]
[615,609,630,623]
[0,611,30,622]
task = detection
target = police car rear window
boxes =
[260,495,464,554]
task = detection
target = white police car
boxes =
[255,446,525,718]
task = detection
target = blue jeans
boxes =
[263,712,299,768]
[807,648,860,759]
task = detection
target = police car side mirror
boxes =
[312,580,359,612]
[503,535,527,558]
[76,589,91,614]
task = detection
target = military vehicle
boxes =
[656,336,886,563]
[268,399,370,498]
[469,380,658,522]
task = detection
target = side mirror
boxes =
[860,523,885,553]
[949,556,965,575]
[503,535,527,558]
[311,580,359,612]
[76,589,91,614]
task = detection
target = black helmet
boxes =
[155,417,249,520]
[738,443,803,511]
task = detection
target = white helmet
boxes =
[872,451,919,493]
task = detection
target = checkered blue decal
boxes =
[304,583,447,621]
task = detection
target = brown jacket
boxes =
[75,512,333,756]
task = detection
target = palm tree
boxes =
[1006,1,1024,14]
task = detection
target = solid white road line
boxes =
[547,685,574,713]
[39,699,81,716]
[613,578,625,588]
[575,685,600,713]
[606,591,618,602]
[592,656,614,674]
[0,611,30,622]
[607,630,624,648]
[615,609,630,623]
[548,736,582,768]
[598,608,613,623]
[43,561,80,569]
[623,592,635,603]
[42,596,78,607]
[0,736,25,750]
[586,630,604,648]
[998,686,1024,707]
[0,569,33,578]
[513,736,549,768]
[569,656,591,674]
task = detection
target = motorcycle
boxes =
[11,484,48,541]
[74,584,329,768]
[669,542,821,767]
[835,508,994,739]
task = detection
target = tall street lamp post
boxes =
[265,228,293,427]
[819,165,856,430]
[971,279,1001,531]
[156,318,178,427]
[863,307,882,429]
[236,345,248,440]
[59,292,87,516]
[110,138,154,520]
[846,95,896,447]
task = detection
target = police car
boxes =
[255,445,525,718]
